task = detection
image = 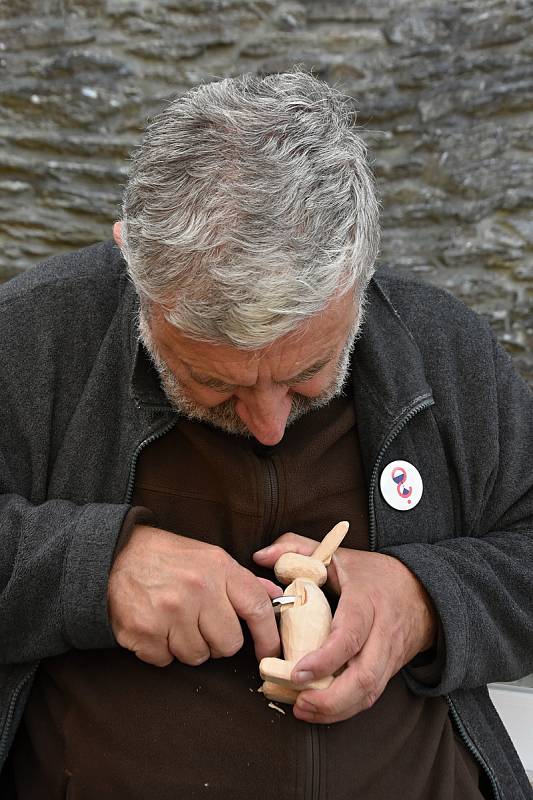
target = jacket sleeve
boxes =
[0,450,157,665]
[0,259,155,665]
[0,490,130,663]
[383,331,533,697]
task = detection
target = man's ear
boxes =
[113,220,123,248]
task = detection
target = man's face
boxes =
[139,292,360,446]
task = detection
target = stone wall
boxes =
[1,0,532,384]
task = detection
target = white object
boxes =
[380,460,423,511]
[489,684,533,773]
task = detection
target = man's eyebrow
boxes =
[188,354,333,391]
[275,355,332,385]
[188,370,239,391]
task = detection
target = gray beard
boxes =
[138,316,359,438]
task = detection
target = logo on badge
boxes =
[380,460,423,511]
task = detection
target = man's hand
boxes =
[108,525,281,667]
[253,533,437,724]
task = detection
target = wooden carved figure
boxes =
[260,521,349,705]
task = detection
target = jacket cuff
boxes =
[113,505,157,557]
[405,623,445,687]
[61,503,134,650]
[381,542,469,696]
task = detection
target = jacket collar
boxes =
[351,274,433,422]
[121,278,173,411]
[350,273,434,472]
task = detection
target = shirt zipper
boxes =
[262,456,279,539]
[257,450,326,798]
[306,723,321,800]
[367,394,501,800]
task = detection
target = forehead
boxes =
[149,291,357,378]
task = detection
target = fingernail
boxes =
[255,546,272,556]
[296,699,316,713]
[293,670,314,685]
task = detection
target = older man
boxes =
[1,71,532,799]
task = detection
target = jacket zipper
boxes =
[0,662,39,767]
[447,696,501,800]
[367,396,434,552]
[124,418,177,504]
[367,395,501,800]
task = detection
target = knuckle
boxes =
[179,649,210,667]
[357,667,380,708]
[224,633,244,656]
[185,571,210,594]
[316,696,341,717]
[116,632,135,652]
[212,635,244,658]
[342,627,364,659]
[360,690,379,711]
[246,595,272,620]
[157,591,181,615]
[124,613,155,640]
[358,665,377,693]
[211,544,232,566]
[209,543,225,560]
[134,647,173,667]
[226,557,246,581]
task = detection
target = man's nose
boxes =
[234,387,293,446]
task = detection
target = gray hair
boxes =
[119,69,380,348]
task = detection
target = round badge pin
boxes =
[380,460,423,511]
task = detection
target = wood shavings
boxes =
[268,701,286,715]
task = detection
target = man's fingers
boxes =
[294,631,391,724]
[227,566,280,661]
[167,629,210,665]
[167,609,211,666]
[291,594,375,684]
[135,647,174,668]
[198,603,244,659]
[290,627,356,685]
[237,593,280,661]
[294,659,386,724]
[121,631,174,668]
[113,602,175,667]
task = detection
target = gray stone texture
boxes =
[1,0,532,384]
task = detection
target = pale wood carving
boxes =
[259,521,349,705]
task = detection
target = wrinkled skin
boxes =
[108,525,282,667]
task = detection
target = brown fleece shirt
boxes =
[11,391,485,799]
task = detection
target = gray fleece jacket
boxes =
[0,241,532,799]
